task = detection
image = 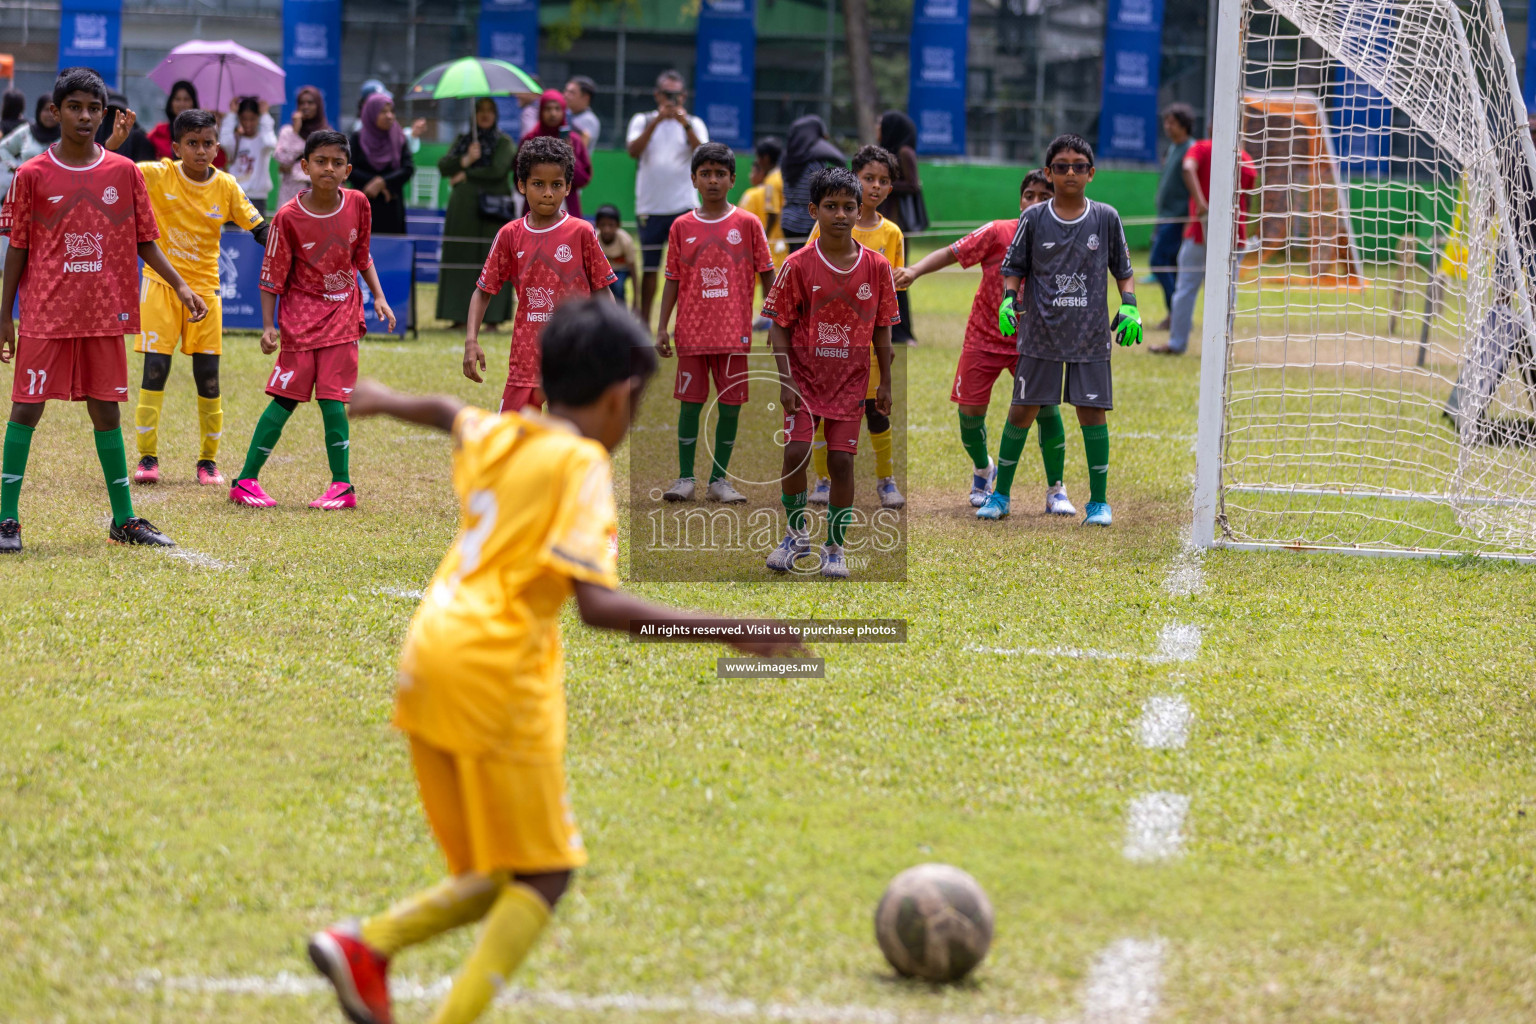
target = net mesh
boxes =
[1212,0,1536,556]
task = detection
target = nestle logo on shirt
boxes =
[814,321,851,357]
[701,266,729,298]
[63,231,104,273]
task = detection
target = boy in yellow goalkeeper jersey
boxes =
[306,298,805,1024]
[108,107,266,485]
[806,144,905,509]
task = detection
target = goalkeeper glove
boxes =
[998,290,1019,337]
[1111,293,1142,347]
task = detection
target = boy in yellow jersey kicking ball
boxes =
[106,107,265,485]
[307,298,805,1024]
[806,144,905,509]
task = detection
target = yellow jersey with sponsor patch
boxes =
[395,407,620,759]
[136,159,263,294]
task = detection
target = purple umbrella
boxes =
[149,40,286,110]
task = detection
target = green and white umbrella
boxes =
[408,57,539,100]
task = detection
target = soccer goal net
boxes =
[1193,0,1536,560]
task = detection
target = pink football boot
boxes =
[133,456,160,484]
[229,479,277,507]
[309,482,357,509]
[196,460,225,486]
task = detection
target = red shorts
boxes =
[674,352,749,405]
[10,335,128,404]
[266,341,360,403]
[951,345,1019,406]
[499,383,546,413]
[783,408,860,454]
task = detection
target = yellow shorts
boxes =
[133,276,223,356]
[409,733,587,876]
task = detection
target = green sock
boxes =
[238,399,294,481]
[319,399,351,484]
[827,504,852,547]
[1082,423,1109,504]
[958,412,989,470]
[94,428,135,527]
[994,421,1030,498]
[1,421,36,522]
[710,403,740,482]
[1036,405,1066,486]
[677,401,702,478]
[781,489,809,533]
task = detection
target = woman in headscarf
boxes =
[97,90,156,162]
[779,114,845,251]
[877,111,927,343]
[0,96,61,260]
[148,80,225,166]
[437,97,516,328]
[0,91,24,137]
[348,91,415,234]
[520,88,592,217]
[274,86,329,208]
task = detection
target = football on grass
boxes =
[874,863,994,982]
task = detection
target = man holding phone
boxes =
[626,70,708,329]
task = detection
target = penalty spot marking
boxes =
[1123,792,1189,862]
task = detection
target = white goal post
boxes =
[1192,0,1536,561]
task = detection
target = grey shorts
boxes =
[1011,355,1113,409]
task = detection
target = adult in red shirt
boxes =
[463,135,615,414]
[147,80,225,168]
[0,67,207,552]
[1153,137,1257,355]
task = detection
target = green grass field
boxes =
[3,259,1536,1023]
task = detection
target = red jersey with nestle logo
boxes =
[3,145,159,339]
[259,189,373,351]
[477,213,617,387]
[664,205,773,355]
[761,240,899,420]
[950,218,1019,357]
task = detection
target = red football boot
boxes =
[307,921,393,1024]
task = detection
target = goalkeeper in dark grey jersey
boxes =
[978,133,1141,525]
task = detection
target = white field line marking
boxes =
[1077,938,1167,1024]
[1136,696,1191,750]
[965,628,1199,665]
[1162,528,1206,597]
[1153,623,1201,662]
[164,548,233,570]
[1122,792,1190,863]
[127,971,1051,1024]
[374,586,426,600]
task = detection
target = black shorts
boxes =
[636,211,683,271]
[1011,355,1113,410]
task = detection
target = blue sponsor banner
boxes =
[1097,0,1164,163]
[215,231,412,337]
[907,0,968,156]
[694,0,755,149]
[284,0,342,131]
[480,0,539,136]
[1528,15,1536,110]
[58,0,121,86]
[1328,10,1393,176]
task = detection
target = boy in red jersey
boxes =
[463,135,616,413]
[762,167,897,580]
[228,129,396,510]
[896,170,1076,514]
[0,67,208,553]
[654,142,774,505]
